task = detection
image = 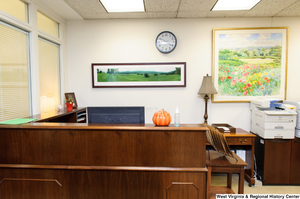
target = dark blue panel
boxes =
[87,107,144,124]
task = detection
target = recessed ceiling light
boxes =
[211,0,261,11]
[99,0,145,13]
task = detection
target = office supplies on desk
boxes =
[0,118,37,125]
[211,123,236,133]
[250,98,297,139]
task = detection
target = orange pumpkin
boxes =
[152,109,171,126]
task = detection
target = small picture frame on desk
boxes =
[64,92,78,109]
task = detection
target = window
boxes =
[0,0,28,22]
[0,21,31,122]
[39,38,60,113]
[0,0,64,120]
[37,11,59,38]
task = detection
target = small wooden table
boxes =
[206,151,248,199]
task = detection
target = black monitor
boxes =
[87,107,145,124]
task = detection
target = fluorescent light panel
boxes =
[100,0,145,12]
[212,0,261,11]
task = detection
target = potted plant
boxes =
[65,98,74,111]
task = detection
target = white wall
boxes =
[66,17,300,131]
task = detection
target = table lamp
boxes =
[198,74,218,124]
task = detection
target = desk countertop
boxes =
[0,122,209,131]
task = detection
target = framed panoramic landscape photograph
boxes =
[92,62,186,88]
[212,27,288,103]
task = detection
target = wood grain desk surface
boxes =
[28,107,86,121]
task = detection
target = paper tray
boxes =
[211,123,236,133]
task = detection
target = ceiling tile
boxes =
[177,11,208,18]
[146,11,178,18]
[64,0,107,19]
[178,0,207,12]
[275,0,300,17]
[56,0,300,20]
[244,0,299,17]
[84,12,178,20]
[206,10,249,18]
[145,0,181,12]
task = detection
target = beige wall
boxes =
[66,17,300,130]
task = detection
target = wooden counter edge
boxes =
[0,164,208,172]
[221,128,256,137]
[0,123,209,131]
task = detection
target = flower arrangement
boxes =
[66,98,73,104]
[65,98,74,111]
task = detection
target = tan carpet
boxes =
[211,174,300,194]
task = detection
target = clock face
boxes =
[155,31,177,53]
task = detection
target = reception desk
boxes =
[0,122,208,199]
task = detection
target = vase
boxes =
[65,103,73,111]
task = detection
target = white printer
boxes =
[283,100,300,138]
[250,98,297,139]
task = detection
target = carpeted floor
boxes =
[211,174,300,194]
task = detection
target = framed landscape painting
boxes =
[212,27,288,103]
[92,62,186,88]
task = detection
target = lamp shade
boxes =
[198,74,218,95]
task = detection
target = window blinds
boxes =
[0,22,31,122]
[38,37,60,113]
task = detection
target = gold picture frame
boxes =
[212,27,289,103]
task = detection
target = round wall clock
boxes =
[155,31,177,53]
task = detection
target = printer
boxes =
[283,100,300,138]
[250,98,297,139]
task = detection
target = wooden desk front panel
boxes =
[0,128,206,167]
[255,137,300,185]
[0,124,208,199]
[0,168,207,199]
[263,139,291,184]
[290,138,300,184]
